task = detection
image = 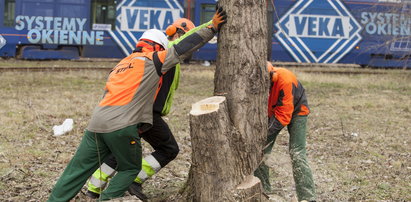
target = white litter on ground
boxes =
[201,60,211,67]
[52,119,74,136]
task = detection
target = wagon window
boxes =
[200,4,215,24]
[4,0,15,27]
[91,0,116,30]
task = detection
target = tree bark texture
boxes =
[186,97,267,201]
[214,0,269,181]
[184,0,269,201]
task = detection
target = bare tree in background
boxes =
[181,0,270,201]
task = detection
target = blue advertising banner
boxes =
[275,0,363,63]
[109,0,183,55]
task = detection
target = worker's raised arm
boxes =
[160,28,214,70]
[168,20,213,47]
[154,6,227,73]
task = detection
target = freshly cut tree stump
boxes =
[185,96,268,201]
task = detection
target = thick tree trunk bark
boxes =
[186,97,267,201]
[183,0,269,201]
[213,0,269,181]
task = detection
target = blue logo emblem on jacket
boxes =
[276,0,362,63]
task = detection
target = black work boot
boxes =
[128,182,148,201]
[85,190,100,199]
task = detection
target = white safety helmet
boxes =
[139,29,169,49]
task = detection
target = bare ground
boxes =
[0,60,410,201]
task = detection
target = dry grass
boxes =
[0,61,410,201]
[0,58,118,68]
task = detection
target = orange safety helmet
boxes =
[267,61,275,73]
[267,61,278,82]
[165,18,195,37]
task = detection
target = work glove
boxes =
[211,6,227,32]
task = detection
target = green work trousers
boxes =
[254,115,316,201]
[48,125,142,202]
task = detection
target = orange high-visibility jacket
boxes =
[87,27,215,133]
[268,66,310,127]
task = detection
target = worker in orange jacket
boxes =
[254,62,316,202]
[47,7,227,202]
[85,18,213,200]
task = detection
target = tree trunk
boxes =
[184,0,269,201]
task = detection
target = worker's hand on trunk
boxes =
[211,6,227,32]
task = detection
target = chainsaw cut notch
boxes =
[190,96,226,116]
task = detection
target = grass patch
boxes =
[0,62,410,201]
[0,58,118,68]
